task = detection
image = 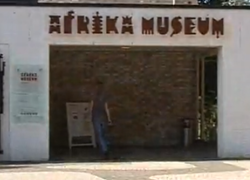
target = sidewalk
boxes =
[0,146,249,180]
[0,160,250,180]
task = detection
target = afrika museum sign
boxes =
[48,10,224,38]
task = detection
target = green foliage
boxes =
[203,91,217,142]
[221,0,250,5]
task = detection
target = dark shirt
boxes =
[92,93,108,121]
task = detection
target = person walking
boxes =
[90,80,112,158]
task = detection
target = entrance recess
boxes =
[50,46,218,161]
[196,55,217,143]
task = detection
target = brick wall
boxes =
[50,48,197,148]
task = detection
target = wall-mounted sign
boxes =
[49,11,224,38]
[11,65,46,124]
[20,72,38,82]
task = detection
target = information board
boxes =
[11,65,46,124]
[66,102,96,151]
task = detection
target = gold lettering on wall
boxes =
[122,16,133,34]
[92,12,103,34]
[64,11,75,34]
[142,18,154,35]
[184,17,196,35]
[171,17,182,37]
[106,16,119,34]
[77,16,90,34]
[212,18,224,38]
[49,15,61,34]
[197,18,209,35]
[157,17,169,35]
[48,12,225,38]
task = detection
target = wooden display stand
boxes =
[66,102,96,154]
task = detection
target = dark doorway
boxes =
[196,55,217,145]
[49,46,218,162]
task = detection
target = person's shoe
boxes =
[103,151,110,160]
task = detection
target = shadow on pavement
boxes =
[0,165,32,170]
[1,142,249,165]
[49,144,218,163]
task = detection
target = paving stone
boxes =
[0,160,249,180]
[0,172,106,180]
[149,171,250,180]
[45,161,195,171]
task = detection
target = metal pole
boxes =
[196,55,200,139]
[201,56,205,140]
[0,54,4,153]
[184,128,189,147]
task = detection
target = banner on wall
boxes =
[11,65,46,124]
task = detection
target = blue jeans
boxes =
[93,118,109,154]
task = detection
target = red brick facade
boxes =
[50,47,197,148]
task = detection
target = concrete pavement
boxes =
[0,160,250,180]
